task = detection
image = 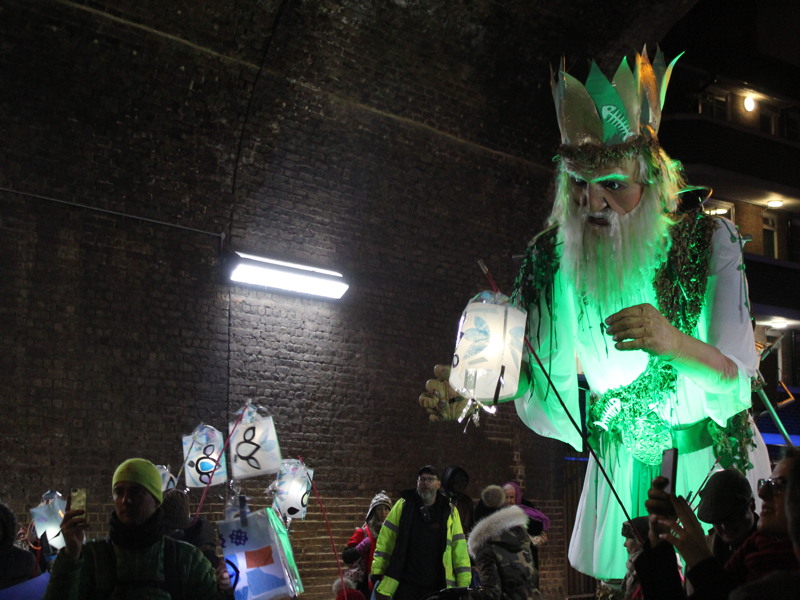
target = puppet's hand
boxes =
[418,364,473,421]
[605,303,682,359]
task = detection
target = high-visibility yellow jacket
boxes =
[371,492,471,597]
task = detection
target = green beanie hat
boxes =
[112,458,163,504]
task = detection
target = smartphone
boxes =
[70,488,87,513]
[660,448,678,495]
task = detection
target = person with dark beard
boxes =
[371,466,471,600]
[420,48,771,583]
[42,458,231,599]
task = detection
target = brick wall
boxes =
[0,1,692,598]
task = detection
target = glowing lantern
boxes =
[156,464,177,492]
[229,402,282,480]
[30,491,67,550]
[449,291,527,404]
[182,423,228,488]
[217,507,303,600]
[272,459,313,523]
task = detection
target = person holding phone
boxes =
[42,457,232,599]
[635,448,800,600]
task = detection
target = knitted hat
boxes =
[161,489,191,529]
[112,458,164,504]
[481,485,506,509]
[366,490,392,520]
[697,469,753,524]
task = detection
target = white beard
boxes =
[559,192,673,318]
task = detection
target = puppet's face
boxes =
[566,157,644,223]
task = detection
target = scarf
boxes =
[108,508,164,549]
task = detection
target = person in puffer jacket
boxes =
[467,485,541,600]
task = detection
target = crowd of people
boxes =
[338,465,549,600]
[4,41,797,600]
[1,457,233,599]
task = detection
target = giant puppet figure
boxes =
[420,48,771,580]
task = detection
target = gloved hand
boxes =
[418,364,474,422]
[355,536,371,555]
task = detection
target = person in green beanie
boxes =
[43,457,232,599]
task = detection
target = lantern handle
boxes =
[477,259,500,293]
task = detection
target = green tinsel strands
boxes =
[513,210,756,472]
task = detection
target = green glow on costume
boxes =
[512,210,756,473]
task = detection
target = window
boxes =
[783,110,800,142]
[760,107,778,136]
[699,92,728,120]
[763,213,778,258]
[703,199,735,222]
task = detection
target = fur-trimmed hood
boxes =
[468,504,528,557]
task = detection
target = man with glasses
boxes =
[371,465,471,600]
[636,449,800,599]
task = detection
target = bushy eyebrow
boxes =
[566,170,630,184]
[588,173,630,184]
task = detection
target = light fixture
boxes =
[767,200,784,208]
[771,320,788,329]
[229,252,349,299]
[744,95,756,112]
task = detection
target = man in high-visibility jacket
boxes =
[371,465,471,600]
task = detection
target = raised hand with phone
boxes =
[43,458,230,599]
[61,488,89,560]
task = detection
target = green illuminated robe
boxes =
[512,216,770,580]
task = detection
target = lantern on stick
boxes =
[30,491,67,550]
[449,290,527,418]
[229,402,282,480]
[182,423,228,488]
[156,464,177,492]
[271,459,313,525]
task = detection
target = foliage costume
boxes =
[508,49,770,580]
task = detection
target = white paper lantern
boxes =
[272,459,313,522]
[449,291,527,402]
[182,423,228,488]
[156,464,177,492]
[229,403,282,480]
[30,492,67,550]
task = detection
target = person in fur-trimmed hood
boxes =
[468,485,542,600]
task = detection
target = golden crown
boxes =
[552,47,682,147]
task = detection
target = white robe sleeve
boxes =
[677,217,757,426]
[515,267,583,451]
